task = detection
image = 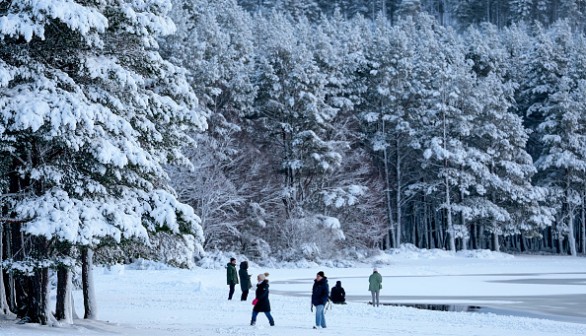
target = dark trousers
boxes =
[228,283,235,300]
[241,290,249,301]
[251,311,274,325]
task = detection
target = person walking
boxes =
[226,257,239,300]
[368,267,382,307]
[330,280,346,304]
[251,273,275,326]
[239,261,252,301]
[311,271,329,329]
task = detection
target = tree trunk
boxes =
[31,267,52,325]
[582,197,586,255]
[460,189,468,250]
[436,207,444,249]
[581,194,586,255]
[423,197,430,248]
[493,220,500,252]
[382,120,395,249]
[395,136,402,248]
[4,222,16,312]
[82,247,97,319]
[446,176,456,251]
[25,237,52,325]
[0,222,12,315]
[562,177,577,256]
[557,219,564,254]
[567,211,577,256]
[55,267,73,323]
[11,222,33,320]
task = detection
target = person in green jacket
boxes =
[368,268,382,307]
[227,257,239,300]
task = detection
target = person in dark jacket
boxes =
[330,280,346,304]
[311,271,329,329]
[226,257,238,300]
[251,273,274,326]
[239,261,252,301]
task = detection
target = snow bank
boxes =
[194,245,514,271]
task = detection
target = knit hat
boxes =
[373,267,378,272]
[257,273,266,281]
[230,257,236,262]
[317,271,325,277]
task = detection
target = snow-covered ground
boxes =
[1,248,586,335]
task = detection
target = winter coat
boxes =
[253,280,271,312]
[226,262,239,285]
[239,262,252,291]
[311,277,329,306]
[368,271,382,292]
[330,282,345,303]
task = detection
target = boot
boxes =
[250,320,256,326]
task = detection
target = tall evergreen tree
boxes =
[0,0,205,323]
[523,23,586,255]
[462,24,552,250]
[162,0,256,250]
[359,15,422,248]
[250,12,348,258]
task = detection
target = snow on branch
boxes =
[0,0,107,43]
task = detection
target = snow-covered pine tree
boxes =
[359,14,421,248]
[458,24,552,252]
[0,0,205,324]
[307,11,381,253]
[162,0,257,251]
[250,12,348,258]
[509,0,535,22]
[527,23,586,256]
[396,0,422,19]
[238,0,273,12]
[517,22,575,254]
[275,0,322,20]
[557,0,586,32]
[406,15,532,251]
[396,14,472,251]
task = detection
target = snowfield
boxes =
[1,248,586,336]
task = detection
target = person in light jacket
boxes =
[368,268,382,307]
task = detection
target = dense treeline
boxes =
[163,0,586,258]
[238,0,586,29]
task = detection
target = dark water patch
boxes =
[372,303,482,312]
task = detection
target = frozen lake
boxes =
[269,256,586,326]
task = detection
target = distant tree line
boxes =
[163,0,586,258]
[238,0,586,30]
